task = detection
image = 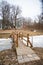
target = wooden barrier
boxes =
[19,32,32,47]
[10,32,32,48]
[27,34,29,47]
[27,34,32,47]
[10,32,18,47]
[19,32,23,39]
[16,34,18,47]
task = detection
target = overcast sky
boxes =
[0,0,42,20]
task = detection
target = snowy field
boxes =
[0,38,12,51]
[23,35,43,48]
[0,35,43,51]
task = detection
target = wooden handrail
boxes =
[16,34,18,47]
[10,32,32,48]
[27,34,32,47]
[19,32,23,39]
[10,32,18,47]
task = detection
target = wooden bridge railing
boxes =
[10,32,18,47]
[27,34,32,47]
[10,32,32,48]
[18,32,32,47]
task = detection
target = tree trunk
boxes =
[15,16,16,30]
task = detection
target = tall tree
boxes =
[11,5,21,29]
[0,1,10,29]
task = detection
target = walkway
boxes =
[16,38,40,64]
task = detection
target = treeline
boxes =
[0,0,21,29]
[23,16,43,30]
[0,0,43,30]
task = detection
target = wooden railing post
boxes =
[21,32,23,40]
[16,34,18,47]
[27,34,29,47]
[27,34,32,47]
[19,32,20,38]
[19,32,23,40]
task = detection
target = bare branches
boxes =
[11,5,21,29]
[0,1,21,29]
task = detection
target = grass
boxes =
[0,33,11,38]
[0,29,43,37]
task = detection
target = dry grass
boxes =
[0,29,43,37]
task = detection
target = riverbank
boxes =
[0,29,43,36]
[0,47,43,65]
[0,49,18,65]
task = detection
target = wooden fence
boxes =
[10,32,32,47]
[19,32,32,47]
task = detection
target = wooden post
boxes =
[16,34,18,47]
[27,34,32,47]
[27,34,29,47]
[21,32,23,40]
[19,32,23,39]
[19,32,20,38]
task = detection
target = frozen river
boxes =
[0,35,43,51]
[23,35,43,48]
[0,38,12,51]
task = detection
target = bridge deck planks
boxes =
[16,39,40,64]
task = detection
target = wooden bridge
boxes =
[11,32,40,64]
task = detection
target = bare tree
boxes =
[0,1,22,29]
[11,5,21,29]
[0,1,10,29]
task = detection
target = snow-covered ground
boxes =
[23,35,43,48]
[0,35,43,51]
[0,38,12,51]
